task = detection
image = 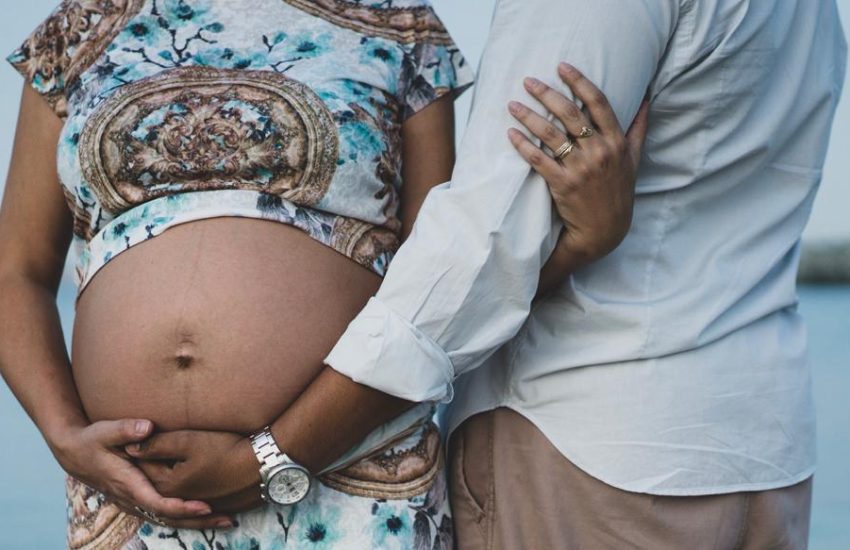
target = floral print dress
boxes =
[7,0,473,548]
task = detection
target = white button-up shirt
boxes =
[325,0,848,495]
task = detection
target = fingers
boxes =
[126,431,188,461]
[130,482,211,519]
[625,101,650,168]
[119,462,211,518]
[558,63,620,135]
[118,504,234,531]
[154,515,235,530]
[507,128,564,182]
[135,460,175,492]
[91,419,154,447]
[522,77,593,138]
[133,459,188,500]
[508,101,570,153]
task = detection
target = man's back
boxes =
[578,0,846,356]
[450,0,847,495]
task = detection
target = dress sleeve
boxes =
[6,2,75,117]
[399,4,475,120]
[6,0,112,118]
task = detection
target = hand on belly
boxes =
[125,428,264,516]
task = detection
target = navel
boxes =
[175,353,194,370]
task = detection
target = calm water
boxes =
[0,285,848,549]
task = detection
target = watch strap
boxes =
[250,427,283,469]
[249,427,312,505]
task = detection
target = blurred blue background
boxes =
[0,1,848,548]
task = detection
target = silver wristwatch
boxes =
[249,427,312,505]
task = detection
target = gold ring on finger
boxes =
[576,126,594,139]
[554,139,575,162]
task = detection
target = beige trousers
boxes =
[449,408,813,550]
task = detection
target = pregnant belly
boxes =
[71,217,382,434]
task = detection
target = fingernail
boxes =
[215,519,234,529]
[134,420,151,436]
[524,77,542,90]
[559,62,573,72]
[508,101,521,114]
[189,501,212,515]
[126,443,140,453]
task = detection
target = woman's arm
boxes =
[0,85,81,455]
[267,95,459,473]
[0,85,222,528]
[399,94,457,239]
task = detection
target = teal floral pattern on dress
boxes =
[135,468,452,549]
[371,502,413,548]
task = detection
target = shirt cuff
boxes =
[324,297,455,403]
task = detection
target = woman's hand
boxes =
[50,419,233,530]
[126,429,264,520]
[507,62,649,295]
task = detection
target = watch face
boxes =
[267,466,311,505]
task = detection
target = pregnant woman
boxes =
[0,1,647,548]
[0,0,474,547]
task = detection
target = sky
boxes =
[0,0,847,241]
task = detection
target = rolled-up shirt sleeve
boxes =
[325,0,680,403]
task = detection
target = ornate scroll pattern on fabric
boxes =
[331,216,399,276]
[320,421,442,499]
[280,0,454,44]
[79,67,339,213]
[7,0,144,117]
[66,477,143,550]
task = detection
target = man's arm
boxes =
[327,0,678,395]
[273,0,680,471]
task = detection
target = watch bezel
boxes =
[261,462,312,505]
